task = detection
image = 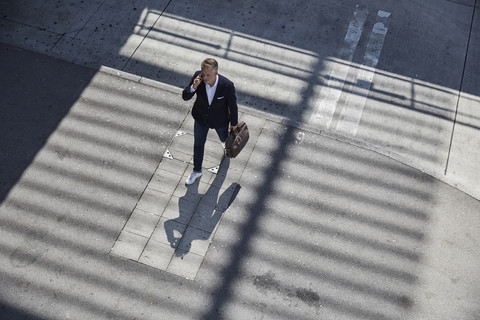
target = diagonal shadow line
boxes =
[255,230,419,282]
[66,111,178,142]
[199,53,326,318]
[43,143,154,178]
[317,62,480,130]
[0,299,44,320]
[200,132,420,318]
[0,240,199,317]
[141,9,319,57]
[314,76,479,133]
[124,8,480,130]
[283,162,432,202]
[127,6,480,133]
[6,198,120,238]
[69,89,185,125]
[127,52,480,141]
[0,43,96,205]
[256,213,422,262]
[142,25,313,74]
[30,161,142,198]
[12,180,127,216]
[200,126,294,320]
[0,272,145,320]
[252,274,402,320]
[257,151,433,199]
[193,38,323,316]
[240,161,430,221]
[271,175,429,220]
[270,198,426,241]
[198,24,430,313]
[54,123,171,158]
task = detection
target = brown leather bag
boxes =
[225,122,249,158]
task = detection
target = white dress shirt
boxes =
[190,75,219,105]
[205,75,219,105]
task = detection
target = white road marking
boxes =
[335,11,390,137]
[309,8,368,128]
[377,10,391,18]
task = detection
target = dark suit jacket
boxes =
[182,71,238,128]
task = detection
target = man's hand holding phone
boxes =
[193,73,203,90]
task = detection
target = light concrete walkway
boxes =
[111,112,259,279]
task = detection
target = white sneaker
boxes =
[186,171,202,185]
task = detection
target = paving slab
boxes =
[147,169,181,195]
[138,239,174,270]
[123,208,160,238]
[166,249,204,280]
[111,230,149,261]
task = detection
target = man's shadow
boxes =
[164,157,241,257]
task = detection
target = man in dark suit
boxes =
[182,58,238,185]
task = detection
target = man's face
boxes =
[201,66,217,86]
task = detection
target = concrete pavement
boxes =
[1,1,480,319]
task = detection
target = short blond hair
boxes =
[201,58,218,72]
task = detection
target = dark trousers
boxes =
[193,121,228,172]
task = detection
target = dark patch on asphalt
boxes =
[295,288,320,307]
[252,271,321,308]
[252,271,279,292]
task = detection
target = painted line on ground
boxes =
[336,10,391,137]
[309,7,368,128]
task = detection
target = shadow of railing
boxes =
[0,44,95,204]
[0,301,43,320]
[1,1,479,319]
[198,121,437,319]
[0,39,196,319]
[126,8,480,133]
